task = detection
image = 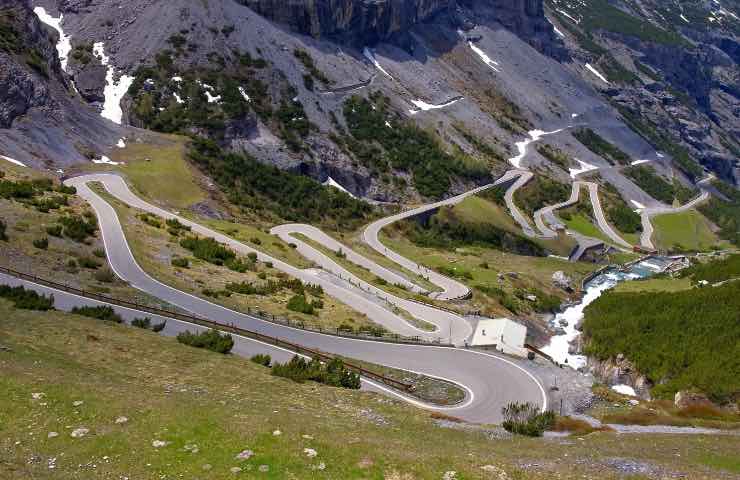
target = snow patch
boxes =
[363,48,394,80]
[93,42,134,125]
[508,128,565,168]
[557,9,581,24]
[630,199,646,211]
[204,91,221,104]
[33,7,72,72]
[585,63,609,84]
[116,138,126,148]
[238,87,251,102]
[612,384,637,396]
[630,159,650,166]
[408,97,461,115]
[680,13,690,23]
[552,24,565,37]
[172,76,183,82]
[92,156,122,165]
[0,155,27,167]
[173,92,184,104]
[468,42,500,72]
[656,152,665,158]
[323,177,355,198]
[569,158,598,178]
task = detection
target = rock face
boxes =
[236,0,561,56]
[0,0,122,168]
[587,354,653,400]
[674,390,714,410]
[237,0,456,44]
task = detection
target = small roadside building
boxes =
[469,318,527,357]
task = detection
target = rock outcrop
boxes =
[587,354,653,400]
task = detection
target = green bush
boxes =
[152,320,167,332]
[180,236,236,265]
[501,402,555,436]
[287,294,317,315]
[131,317,151,329]
[225,257,254,273]
[0,285,54,310]
[515,176,571,216]
[45,224,62,237]
[271,355,360,389]
[32,237,48,250]
[92,248,106,258]
[623,165,696,204]
[79,257,101,269]
[94,268,115,283]
[71,305,122,323]
[698,181,739,246]
[250,354,272,367]
[678,254,739,284]
[171,257,189,268]
[59,214,97,242]
[176,329,234,353]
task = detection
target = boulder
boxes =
[674,390,714,410]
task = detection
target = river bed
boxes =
[541,257,673,368]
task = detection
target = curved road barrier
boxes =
[55,173,547,423]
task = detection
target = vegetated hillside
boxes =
[623,165,697,205]
[546,0,739,184]
[3,302,739,479]
[513,175,571,216]
[582,281,740,404]
[698,180,740,246]
[187,136,374,229]
[599,181,642,235]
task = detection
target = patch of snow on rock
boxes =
[630,159,650,166]
[611,384,637,396]
[509,128,565,168]
[569,158,598,178]
[173,92,184,104]
[363,47,394,79]
[1,155,27,167]
[204,91,221,104]
[680,13,690,23]
[408,97,461,115]
[33,7,71,71]
[585,63,609,84]
[92,156,122,165]
[468,41,500,72]
[94,42,134,125]
[238,87,251,102]
[323,177,355,198]
[116,138,126,148]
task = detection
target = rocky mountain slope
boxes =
[1,0,737,205]
[0,0,121,171]
[547,0,739,183]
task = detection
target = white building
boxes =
[469,318,527,357]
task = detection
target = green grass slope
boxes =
[2,302,739,479]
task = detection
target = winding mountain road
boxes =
[45,173,547,424]
[639,190,711,250]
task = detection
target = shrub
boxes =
[45,225,62,237]
[249,236,262,245]
[0,218,6,241]
[32,237,48,250]
[171,257,189,268]
[59,214,97,242]
[131,317,151,329]
[94,268,115,283]
[287,294,315,315]
[573,128,631,165]
[180,236,236,265]
[0,285,54,310]
[250,354,272,367]
[225,257,254,273]
[92,248,106,258]
[176,329,234,353]
[79,257,101,269]
[71,305,122,323]
[271,355,360,389]
[152,320,167,332]
[501,402,555,436]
